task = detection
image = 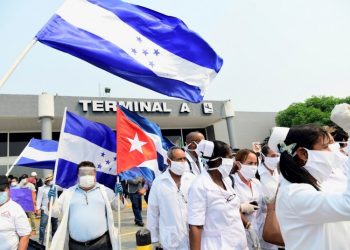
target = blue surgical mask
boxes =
[0,191,8,205]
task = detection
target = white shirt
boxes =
[185,151,203,176]
[68,184,117,242]
[147,169,195,250]
[188,171,248,250]
[233,174,277,250]
[36,185,50,211]
[257,163,280,201]
[0,199,31,250]
[276,174,350,250]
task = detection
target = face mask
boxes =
[208,158,234,179]
[239,164,257,181]
[329,143,348,165]
[11,182,18,187]
[0,191,8,205]
[264,156,280,171]
[21,178,28,184]
[79,175,96,188]
[303,148,341,183]
[169,160,188,176]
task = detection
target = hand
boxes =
[48,186,57,200]
[240,202,259,214]
[35,209,41,216]
[331,103,350,133]
[114,183,123,195]
[247,224,261,250]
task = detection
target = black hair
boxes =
[0,175,9,191]
[207,140,232,169]
[331,125,349,147]
[279,124,329,191]
[77,161,96,170]
[8,175,13,179]
[261,145,271,157]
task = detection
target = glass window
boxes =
[9,132,41,156]
[161,129,183,147]
[0,134,7,157]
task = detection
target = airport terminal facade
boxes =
[0,94,276,175]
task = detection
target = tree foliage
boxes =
[276,96,350,127]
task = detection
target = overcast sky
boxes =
[1,0,350,111]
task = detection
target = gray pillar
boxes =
[38,93,55,177]
[224,100,236,148]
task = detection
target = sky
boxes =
[1,0,350,112]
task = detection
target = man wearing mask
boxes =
[0,175,31,250]
[48,161,124,250]
[147,146,195,250]
[36,174,58,244]
[184,131,205,175]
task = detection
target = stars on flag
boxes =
[127,133,147,153]
[130,36,160,69]
[97,151,116,174]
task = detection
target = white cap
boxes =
[197,140,214,158]
[268,127,290,153]
[30,172,37,177]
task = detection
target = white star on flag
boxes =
[127,133,147,153]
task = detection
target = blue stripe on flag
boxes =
[29,138,58,152]
[56,159,116,189]
[87,0,223,71]
[64,111,116,153]
[36,15,205,103]
[16,157,55,170]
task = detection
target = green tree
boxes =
[276,96,350,127]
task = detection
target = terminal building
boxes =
[0,93,276,176]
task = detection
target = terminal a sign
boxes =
[79,100,214,114]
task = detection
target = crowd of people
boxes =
[1,103,350,250]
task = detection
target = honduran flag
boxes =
[55,110,117,189]
[35,0,223,103]
[116,105,173,179]
[14,138,58,170]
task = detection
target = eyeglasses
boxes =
[225,194,236,203]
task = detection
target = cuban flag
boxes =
[117,105,173,179]
[35,0,223,103]
[55,110,117,189]
[14,138,58,170]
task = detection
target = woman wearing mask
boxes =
[258,145,280,201]
[0,175,31,250]
[232,149,276,250]
[188,140,248,250]
[276,124,350,250]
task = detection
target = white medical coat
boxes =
[185,151,203,176]
[188,171,248,250]
[233,174,277,250]
[276,172,350,250]
[257,163,280,201]
[49,184,120,250]
[147,170,195,250]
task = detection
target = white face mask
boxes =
[264,156,280,171]
[169,160,188,176]
[79,175,96,188]
[239,164,257,181]
[208,158,234,179]
[303,148,341,183]
[329,143,348,165]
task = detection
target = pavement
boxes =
[30,199,148,250]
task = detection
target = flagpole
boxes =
[5,138,33,176]
[117,175,122,250]
[45,107,67,249]
[0,38,37,89]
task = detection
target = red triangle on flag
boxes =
[116,107,157,174]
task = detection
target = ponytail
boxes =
[279,151,320,191]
